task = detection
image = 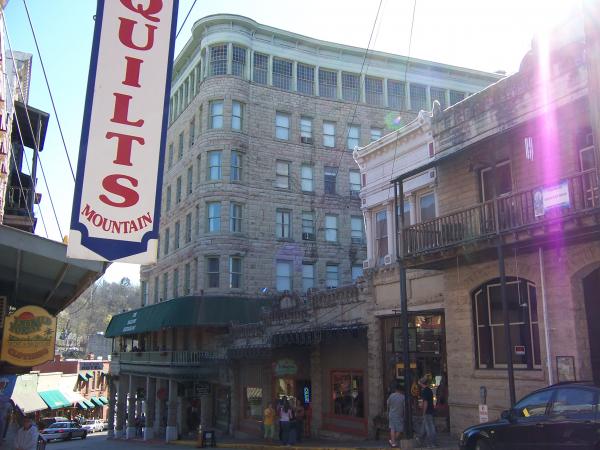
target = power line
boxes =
[21,0,76,182]
[176,0,198,40]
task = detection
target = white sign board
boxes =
[68,0,179,263]
[478,404,489,423]
[534,181,570,217]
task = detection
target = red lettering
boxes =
[123,56,144,87]
[99,174,139,208]
[81,204,96,221]
[118,17,157,51]
[120,0,163,23]
[111,93,144,127]
[105,132,145,166]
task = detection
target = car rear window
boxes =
[49,423,67,428]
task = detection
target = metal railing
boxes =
[117,350,225,365]
[403,169,600,255]
[5,186,33,210]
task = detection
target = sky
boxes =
[3,0,579,284]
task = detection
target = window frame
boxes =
[330,370,365,419]
[275,160,290,189]
[325,214,338,242]
[232,45,246,78]
[207,150,222,181]
[275,112,291,140]
[323,121,336,148]
[351,216,364,244]
[207,201,221,233]
[253,52,269,85]
[276,260,292,292]
[230,202,243,233]
[209,100,224,129]
[232,101,244,131]
[480,160,513,201]
[301,164,314,192]
[229,256,242,289]
[302,211,315,240]
[326,264,339,289]
[417,191,436,223]
[210,44,228,76]
[319,68,338,99]
[231,150,242,182]
[324,166,337,195]
[302,262,315,293]
[275,209,291,239]
[297,63,315,95]
[206,256,220,288]
[365,76,384,106]
[347,124,360,150]
[272,57,293,91]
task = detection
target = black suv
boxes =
[459,382,599,450]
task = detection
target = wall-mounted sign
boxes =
[274,359,298,377]
[1,306,56,367]
[80,361,103,371]
[514,345,526,356]
[478,404,489,423]
[67,0,179,263]
[533,181,570,217]
[194,381,211,397]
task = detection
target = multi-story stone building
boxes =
[106,13,501,442]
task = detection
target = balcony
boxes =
[3,186,37,232]
[402,169,600,262]
[116,350,226,366]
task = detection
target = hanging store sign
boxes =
[533,181,570,217]
[274,359,298,376]
[1,306,56,367]
[67,0,179,263]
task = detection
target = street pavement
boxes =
[43,431,184,450]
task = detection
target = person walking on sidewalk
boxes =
[387,382,405,447]
[279,398,294,446]
[264,403,276,441]
[416,376,437,448]
[14,416,38,450]
[294,399,305,443]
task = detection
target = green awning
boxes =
[78,374,88,382]
[39,390,71,410]
[99,396,109,404]
[105,295,264,337]
[83,399,95,408]
[90,397,103,407]
[76,401,88,410]
[86,371,94,379]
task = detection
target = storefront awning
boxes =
[90,397,103,407]
[76,401,88,410]
[98,396,109,404]
[78,374,88,382]
[83,399,95,409]
[85,371,94,379]
[11,390,47,414]
[105,295,264,337]
[271,323,367,347]
[38,390,71,410]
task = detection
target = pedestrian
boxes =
[263,402,275,441]
[278,397,294,446]
[387,382,405,448]
[14,416,38,450]
[416,376,437,448]
[293,399,305,443]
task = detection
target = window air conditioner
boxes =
[384,254,393,265]
[362,259,371,270]
[302,232,315,241]
[301,137,314,145]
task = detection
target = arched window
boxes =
[473,277,541,370]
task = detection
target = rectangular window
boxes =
[208,150,222,180]
[245,387,263,420]
[275,112,290,140]
[275,209,291,239]
[174,221,180,250]
[231,101,243,131]
[325,215,338,242]
[176,177,182,203]
[230,256,242,289]
[165,185,172,211]
[253,53,268,85]
[275,161,290,189]
[347,124,360,150]
[349,170,361,194]
[302,263,314,293]
[207,257,219,288]
[324,166,337,195]
[323,121,335,148]
[185,213,192,243]
[168,143,174,169]
[154,276,159,303]
[162,272,168,301]
[351,216,363,244]
[189,117,195,146]
[209,100,224,129]
[326,264,339,288]
[419,192,436,222]
[388,80,406,110]
[178,132,184,159]
[351,265,363,282]
[141,281,148,306]
[365,76,384,106]
[301,165,314,192]
[232,45,246,77]
[184,263,191,295]
[300,117,313,143]
[319,68,337,98]
[449,90,465,105]
[230,202,243,233]
[210,44,227,76]
[297,63,314,95]
[481,161,512,201]
[207,202,221,232]
[302,211,315,240]
[272,58,293,91]
[164,228,170,255]
[375,210,387,263]
[187,166,193,195]
[370,127,382,142]
[231,150,242,181]
[173,268,179,297]
[196,155,202,184]
[331,371,364,417]
[276,260,292,291]
[430,87,447,109]
[341,72,360,101]
[410,83,427,111]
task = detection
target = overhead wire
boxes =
[176,0,198,40]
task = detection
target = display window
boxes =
[331,370,364,418]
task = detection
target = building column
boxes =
[165,379,178,442]
[366,314,384,438]
[144,377,156,440]
[107,377,117,438]
[115,376,126,438]
[309,345,322,437]
[126,375,137,439]
[200,390,213,428]
[154,378,163,436]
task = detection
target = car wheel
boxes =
[475,438,492,450]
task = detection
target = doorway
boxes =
[583,268,600,384]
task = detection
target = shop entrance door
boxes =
[275,377,295,400]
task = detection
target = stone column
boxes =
[144,377,156,440]
[165,379,178,442]
[309,345,322,437]
[366,313,384,438]
[115,376,126,438]
[200,389,213,428]
[107,377,117,438]
[126,375,137,439]
[154,378,163,436]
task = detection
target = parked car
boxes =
[100,419,109,431]
[40,421,87,442]
[81,419,103,433]
[459,381,600,450]
[38,416,69,430]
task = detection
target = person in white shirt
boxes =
[14,416,39,450]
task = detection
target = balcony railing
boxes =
[403,169,599,256]
[5,186,33,211]
[117,350,225,365]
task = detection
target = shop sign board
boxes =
[194,381,211,397]
[274,359,298,376]
[533,181,570,217]
[80,361,104,371]
[514,345,526,356]
[478,404,489,423]
[0,306,56,367]
[67,0,179,263]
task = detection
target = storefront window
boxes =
[245,386,262,419]
[331,371,364,418]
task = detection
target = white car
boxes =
[81,419,103,433]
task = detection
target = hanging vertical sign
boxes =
[67,0,179,263]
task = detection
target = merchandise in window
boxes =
[245,387,263,419]
[331,371,364,418]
